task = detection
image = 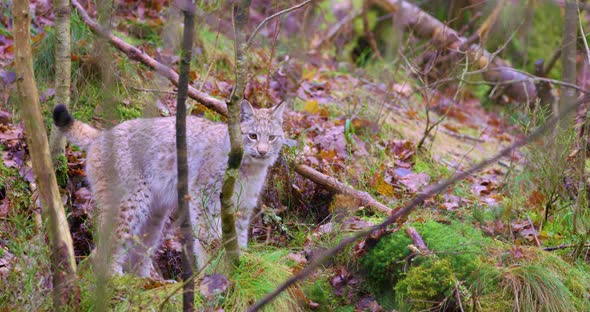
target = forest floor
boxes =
[0,1,589,311]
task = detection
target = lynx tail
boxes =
[52,104,100,150]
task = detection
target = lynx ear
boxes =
[272,101,286,123]
[241,100,255,122]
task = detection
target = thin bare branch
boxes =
[246,0,313,49]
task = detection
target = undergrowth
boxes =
[360,220,590,311]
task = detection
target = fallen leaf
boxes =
[399,173,430,193]
[373,173,395,197]
[303,100,320,114]
[199,274,230,299]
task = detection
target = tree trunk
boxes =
[175,1,196,311]
[220,0,252,267]
[49,0,71,179]
[12,0,78,309]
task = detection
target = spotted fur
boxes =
[53,100,286,276]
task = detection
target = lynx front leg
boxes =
[98,180,152,275]
[236,209,252,249]
[188,198,216,270]
[130,202,171,277]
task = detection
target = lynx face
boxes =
[240,100,285,163]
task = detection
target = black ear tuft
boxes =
[53,104,74,128]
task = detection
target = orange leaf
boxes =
[374,174,395,197]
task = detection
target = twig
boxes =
[362,0,382,60]
[71,0,228,116]
[248,94,590,311]
[543,243,590,251]
[457,12,482,36]
[246,0,313,49]
[405,226,429,253]
[310,9,362,52]
[293,164,392,214]
[454,282,465,312]
[439,128,486,143]
[526,215,541,247]
[543,48,562,76]
[131,87,177,94]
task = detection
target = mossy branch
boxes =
[220,0,252,267]
[12,0,78,309]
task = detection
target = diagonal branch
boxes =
[247,94,590,311]
[71,0,228,116]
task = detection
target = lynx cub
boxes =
[53,100,285,276]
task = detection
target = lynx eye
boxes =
[248,133,258,140]
[268,135,277,142]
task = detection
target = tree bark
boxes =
[175,1,196,310]
[12,0,78,309]
[372,0,537,103]
[49,0,71,173]
[220,0,252,267]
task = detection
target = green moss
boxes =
[78,248,303,311]
[359,229,412,286]
[0,161,32,214]
[395,258,456,311]
[414,154,450,180]
[304,277,338,310]
[53,154,69,188]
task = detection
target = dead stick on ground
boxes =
[294,164,391,214]
[71,0,227,116]
[526,215,541,247]
[405,226,429,253]
[248,95,590,311]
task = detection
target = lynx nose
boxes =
[257,143,269,156]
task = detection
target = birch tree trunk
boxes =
[175,0,196,310]
[12,0,77,309]
[220,0,252,266]
[49,0,71,185]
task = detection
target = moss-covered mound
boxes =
[360,221,590,311]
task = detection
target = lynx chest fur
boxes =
[53,100,285,276]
